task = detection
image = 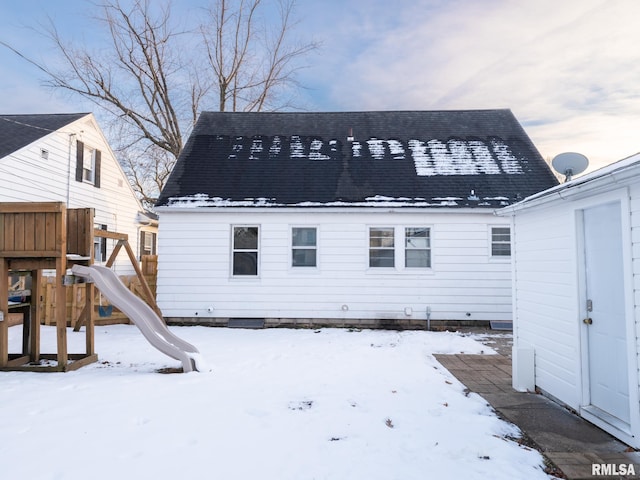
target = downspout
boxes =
[67,133,76,207]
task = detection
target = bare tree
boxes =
[44,0,198,160]
[201,0,316,112]
[4,0,317,206]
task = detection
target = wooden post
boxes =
[30,269,41,362]
[122,240,163,319]
[55,204,68,367]
[85,283,95,355]
[0,259,9,367]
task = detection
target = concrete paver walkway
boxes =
[435,352,640,479]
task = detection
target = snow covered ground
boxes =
[1,326,554,480]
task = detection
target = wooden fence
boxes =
[11,256,158,326]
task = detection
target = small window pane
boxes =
[293,249,316,267]
[234,227,258,249]
[292,228,316,247]
[370,250,395,268]
[233,252,258,275]
[406,250,431,268]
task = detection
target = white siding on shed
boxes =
[511,203,581,406]
[156,209,512,323]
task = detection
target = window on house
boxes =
[405,227,431,267]
[233,226,259,276]
[139,231,157,257]
[491,227,511,257]
[94,224,107,262]
[75,140,101,187]
[369,227,395,267]
[292,227,317,267]
[83,147,96,183]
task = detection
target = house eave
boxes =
[497,152,640,216]
[155,205,502,215]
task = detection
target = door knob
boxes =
[583,317,593,325]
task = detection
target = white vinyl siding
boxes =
[0,114,145,274]
[157,210,512,322]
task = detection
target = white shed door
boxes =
[582,201,629,424]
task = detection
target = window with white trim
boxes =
[75,140,101,187]
[369,227,395,267]
[83,146,96,183]
[94,224,107,262]
[233,226,259,276]
[139,231,157,257]
[491,227,511,257]
[292,227,317,267]
[405,227,431,267]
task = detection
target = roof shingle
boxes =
[157,110,558,208]
[0,113,88,159]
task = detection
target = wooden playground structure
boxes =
[0,202,159,372]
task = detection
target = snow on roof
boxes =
[156,110,558,209]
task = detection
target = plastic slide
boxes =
[71,264,201,372]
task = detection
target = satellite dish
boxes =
[551,152,589,182]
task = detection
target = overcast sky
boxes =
[1,0,639,173]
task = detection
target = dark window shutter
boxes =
[94,149,101,188]
[152,232,157,255]
[139,231,145,257]
[76,140,84,182]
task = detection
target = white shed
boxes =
[499,153,640,447]
[155,110,558,328]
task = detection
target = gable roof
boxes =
[0,113,88,159]
[156,110,558,209]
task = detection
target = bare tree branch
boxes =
[1,0,318,205]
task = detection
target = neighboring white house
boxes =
[155,110,558,328]
[0,113,156,273]
[498,152,640,448]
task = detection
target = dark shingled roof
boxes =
[156,110,559,208]
[0,113,88,159]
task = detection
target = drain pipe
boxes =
[426,306,431,331]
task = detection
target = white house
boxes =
[498,153,640,448]
[0,113,156,273]
[155,110,558,328]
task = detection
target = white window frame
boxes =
[291,226,318,268]
[368,226,433,271]
[369,227,396,268]
[404,227,431,268]
[83,146,96,184]
[490,226,511,258]
[232,225,260,277]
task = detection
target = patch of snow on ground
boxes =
[0,326,552,480]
